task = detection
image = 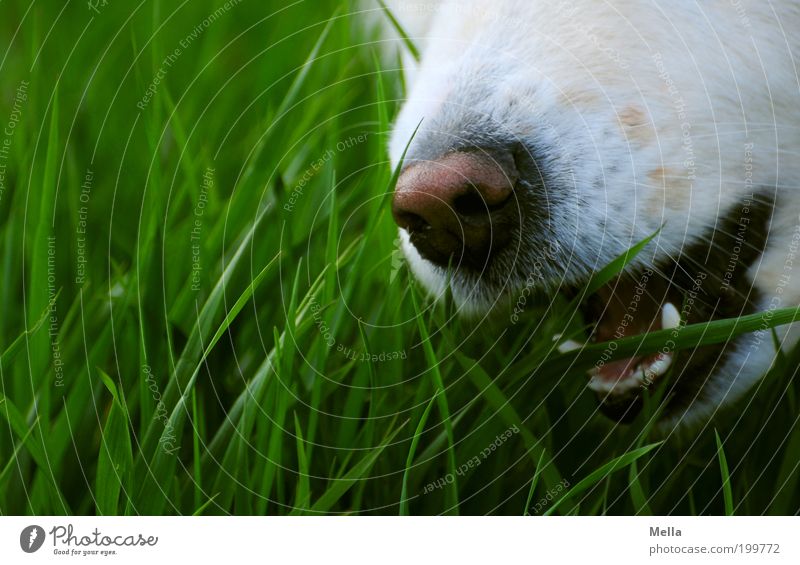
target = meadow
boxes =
[0,0,799,516]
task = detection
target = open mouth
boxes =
[559,274,683,395]
[550,197,773,424]
[556,270,691,422]
[554,263,735,424]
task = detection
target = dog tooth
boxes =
[661,302,681,330]
[643,353,673,378]
[587,367,626,394]
[588,376,613,393]
[589,373,642,395]
[557,339,583,354]
[634,365,647,383]
[652,353,674,376]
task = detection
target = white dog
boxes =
[382,0,800,428]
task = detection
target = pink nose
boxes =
[391,150,518,267]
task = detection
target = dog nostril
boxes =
[453,187,511,217]
[394,210,428,233]
[453,191,485,216]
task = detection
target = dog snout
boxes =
[391,150,519,268]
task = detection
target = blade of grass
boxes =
[523,450,545,516]
[376,0,420,61]
[0,293,55,370]
[583,229,660,298]
[520,306,800,383]
[293,412,311,512]
[95,368,133,516]
[399,390,438,515]
[715,429,734,515]
[25,90,59,426]
[628,458,652,515]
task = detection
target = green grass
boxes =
[1,0,799,516]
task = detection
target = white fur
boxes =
[382,0,800,424]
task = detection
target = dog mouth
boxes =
[576,275,682,388]
[550,198,772,424]
[557,271,687,421]
[553,198,771,423]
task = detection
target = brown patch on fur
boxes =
[618,105,653,145]
[648,166,668,185]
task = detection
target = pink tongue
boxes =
[596,357,641,381]
[594,318,647,382]
[590,280,665,383]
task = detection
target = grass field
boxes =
[1,0,800,516]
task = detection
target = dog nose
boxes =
[391,150,518,267]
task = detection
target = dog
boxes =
[380,0,800,429]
